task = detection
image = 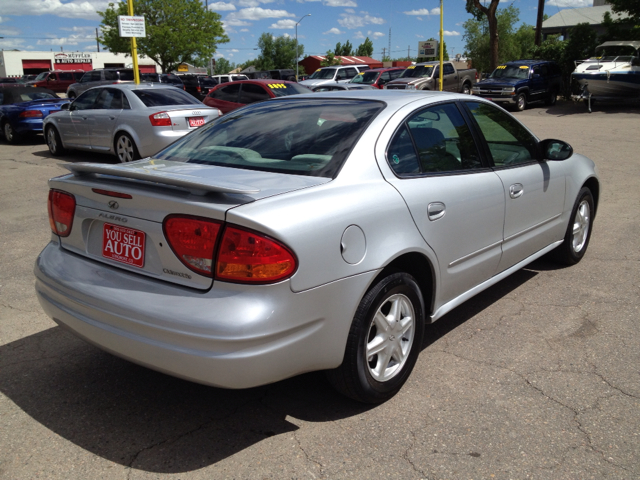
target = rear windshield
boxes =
[199,77,216,87]
[155,99,385,178]
[266,82,311,97]
[163,75,184,85]
[133,88,200,106]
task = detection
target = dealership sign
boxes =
[55,53,93,64]
[118,15,146,38]
[418,41,438,58]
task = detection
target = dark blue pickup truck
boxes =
[471,60,562,111]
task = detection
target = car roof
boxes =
[277,89,468,107]
[364,67,406,72]
[504,59,551,66]
[82,83,187,92]
[221,79,297,85]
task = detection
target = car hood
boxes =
[386,78,424,86]
[476,77,523,88]
[299,79,335,87]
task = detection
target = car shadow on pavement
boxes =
[533,99,640,116]
[0,267,540,473]
[31,147,120,164]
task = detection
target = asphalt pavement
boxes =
[0,99,639,479]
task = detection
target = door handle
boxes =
[509,183,524,199]
[427,202,446,221]
[109,116,115,120]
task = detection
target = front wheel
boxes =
[515,93,527,111]
[115,132,140,163]
[3,121,21,144]
[326,272,425,403]
[552,187,594,265]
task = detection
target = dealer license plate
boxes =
[102,223,146,268]
[188,116,205,127]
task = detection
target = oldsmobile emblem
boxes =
[108,200,119,210]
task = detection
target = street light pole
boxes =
[295,13,311,81]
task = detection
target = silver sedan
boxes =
[35,91,599,403]
[43,84,221,162]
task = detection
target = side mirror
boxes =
[540,138,573,161]
[61,103,70,111]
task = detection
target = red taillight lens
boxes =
[19,110,43,118]
[216,226,296,283]
[149,111,172,126]
[163,216,222,277]
[48,190,76,237]
[197,86,202,92]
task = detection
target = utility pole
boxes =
[382,47,386,60]
[407,45,410,61]
[388,28,391,62]
[535,0,545,46]
[96,28,100,52]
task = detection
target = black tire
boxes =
[46,126,66,156]
[67,92,76,100]
[515,92,527,111]
[545,90,558,106]
[552,187,594,265]
[326,272,425,403]
[461,82,471,95]
[114,132,140,163]
[3,121,21,144]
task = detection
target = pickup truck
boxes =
[471,59,562,111]
[384,61,477,94]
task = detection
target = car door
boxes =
[463,100,566,272]
[529,64,549,102]
[381,101,505,305]
[207,83,242,113]
[91,88,126,150]
[68,88,101,147]
[442,63,458,92]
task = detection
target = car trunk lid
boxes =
[49,159,329,290]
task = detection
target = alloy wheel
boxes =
[572,199,591,253]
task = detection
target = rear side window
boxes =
[211,83,240,102]
[104,70,118,81]
[59,73,73,81]
[132,88,199,106]
[238,84,270,104]
[118,70,135,81]
[156,99,385,178]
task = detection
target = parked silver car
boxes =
[44,84,221,162]
[35,91,599,403]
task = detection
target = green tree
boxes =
[98,0,229,73]
[466,0,501,70]
[213,57,236,75]
[255,33,302,70]
[334,40,353,56]
[320,51,342,67]
[608,0,640,22]
[463,5,533,74]
[356,37,374,57]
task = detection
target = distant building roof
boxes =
[541,5,630,38]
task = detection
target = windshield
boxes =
[593,46,638,61]
[133,88,200,106]
[308,68,337,80]
[35,72,49,81]
[267,83,311,97]
[400,65,434,79]
[155,99,385,178]
[350,71,379,84]
[490,65,530,79]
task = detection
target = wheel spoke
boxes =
[366,335,386,358]
[373,311,390,333]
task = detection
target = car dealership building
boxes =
[0,50,158,78]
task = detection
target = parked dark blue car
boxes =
[472,60,563,111]
[0,87,69,143]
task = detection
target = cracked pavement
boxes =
[1,101,639,479]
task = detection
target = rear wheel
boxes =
[552,187,594,265]
[115,132,140,163]
[326,272,425,403]
[3,121,21,144]
[67,92,76,100]
[461,83,471,95]
[46,126,66,156]
[515,93,527,111]
[545,90,558,106]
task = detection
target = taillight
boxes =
[19,110,43,118]
[163,216,222,277]
[197,86,202,92]
[48,190,76,237]
[149,111,172,127]
[216,226,296,283]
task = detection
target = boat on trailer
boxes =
[571,41,640,112]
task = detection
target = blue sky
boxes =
[0,0,591,65]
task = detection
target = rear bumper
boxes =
[35,241,377,389]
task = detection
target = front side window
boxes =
[72,89,101,110]
[387,102,483,175]
[155,99,384,178]
[465,101,538,166]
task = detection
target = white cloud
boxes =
[227,7,295,21]
[403,8,439,15]
[443,31,460,36]
[0,0,111,21]
[270,19,297,29]
[324,0,357,6]
[353,31,365,39]
[345,8,355,13]
[338,13,384,29]
[209,2,236,11]
[237,0,278,6]
[240,28,250,32]
[324,27,344,35]
[546,0,591,6]
[37,33,94,46]
[370,31,385,39]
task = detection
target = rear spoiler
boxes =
[63,161,260,196]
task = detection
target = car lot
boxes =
[1,100,639,478]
